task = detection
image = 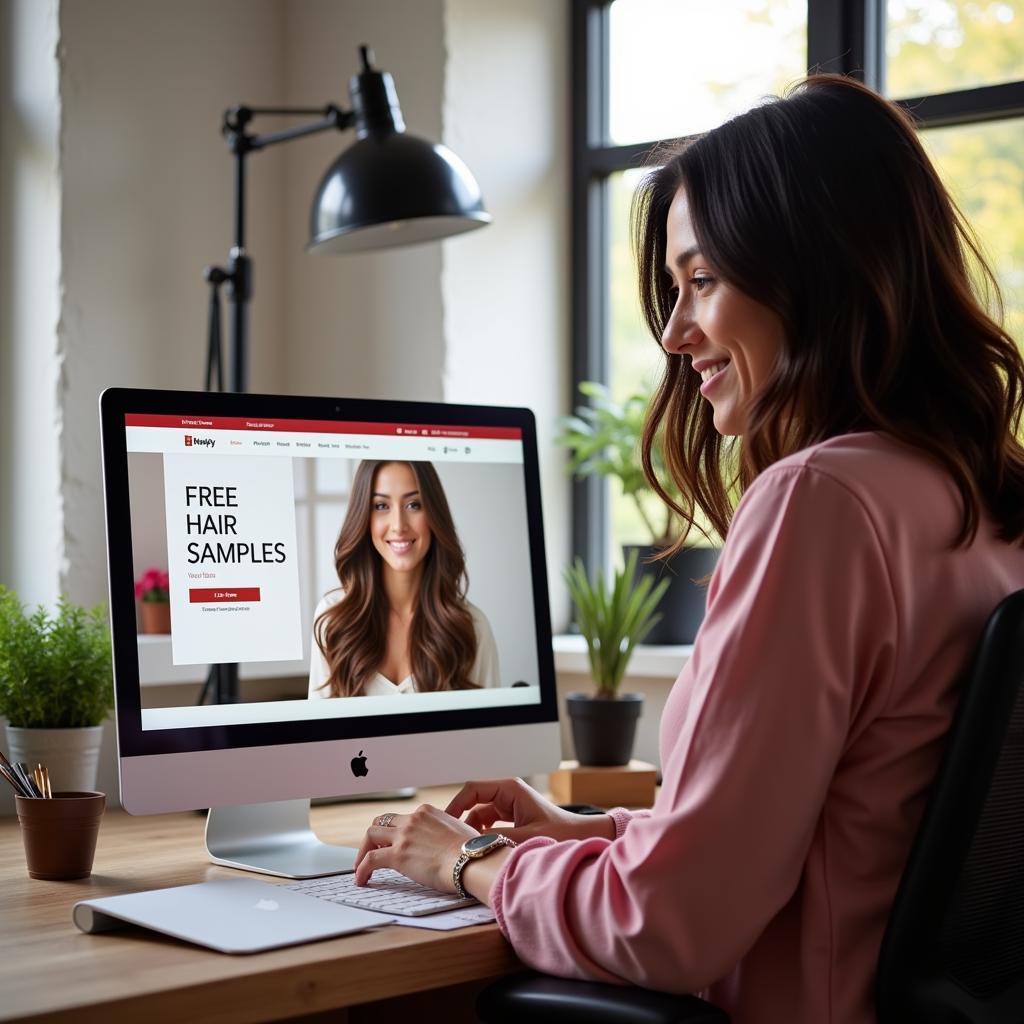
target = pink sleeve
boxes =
[608,807,651,838]
[490,466,897,992]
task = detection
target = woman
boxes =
[308,459,500,697]
[351,76,1024,1022]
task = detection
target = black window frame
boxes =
[571,0,1024,570]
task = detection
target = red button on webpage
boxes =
[188,587,261,604]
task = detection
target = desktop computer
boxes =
[100,387,560,878]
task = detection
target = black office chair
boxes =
[477,589,1024,1024]
[876,588,1024,1022]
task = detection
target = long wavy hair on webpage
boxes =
[314,460,479,696]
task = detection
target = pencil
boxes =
[15,763,42,799]
[0,762,31,798]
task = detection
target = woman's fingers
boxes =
[353,845,392,886]
[464,803,502,832]
[354,815,403,873]
[445,779,519,819]
[364,824,399,847]
[354,832,373,871]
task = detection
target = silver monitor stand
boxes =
[204,788,417,878]
[205,799,359,878]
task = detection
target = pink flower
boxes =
[135,567,170,602]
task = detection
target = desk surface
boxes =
[0,787,520,1023]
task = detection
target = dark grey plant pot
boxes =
[567,692,643,767]
[625,544,720,645]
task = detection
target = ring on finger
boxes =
[374,813,397,828]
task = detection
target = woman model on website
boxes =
[308,460,500,697]
[350,75,1024,1022]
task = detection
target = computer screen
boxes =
[100,388,560,876]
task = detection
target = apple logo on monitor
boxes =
[254,899,279,911]
[351,750,369,777]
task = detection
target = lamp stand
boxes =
[205,103,351,396]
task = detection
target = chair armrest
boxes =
[476,972,731,1023]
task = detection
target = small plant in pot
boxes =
[557,381,719,643]
[0,587,114,792]
[563,549,669,766]
[135,567,171,635]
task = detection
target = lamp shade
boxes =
[308,132,491,254]
[307,47,490,254]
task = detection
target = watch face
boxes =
[464,832,501,854]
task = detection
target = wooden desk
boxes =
[0,787,520,1023]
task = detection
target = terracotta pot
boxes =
[139,600,171,634]
[16,791,105,880]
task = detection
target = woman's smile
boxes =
[694,358,731,395]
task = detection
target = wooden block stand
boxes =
[549,759,657,809]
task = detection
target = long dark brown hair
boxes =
[314,460,479,696]
[634,73,1024,552]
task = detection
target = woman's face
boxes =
[369,462,432,574]
[660,187,786,436]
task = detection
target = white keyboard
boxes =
[284,868,477,917]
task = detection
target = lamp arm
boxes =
[215,102,359,382]
[222,104,355,155]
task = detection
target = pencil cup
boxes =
[15,791,105,880]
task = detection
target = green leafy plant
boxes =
[557,381,674,546]
[563,549,670,698]
[0,587,114,728]
[558,380,723,550]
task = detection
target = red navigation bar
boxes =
[189,587,261,604]
[125,414,522,440]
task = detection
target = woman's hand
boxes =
[353,803,478,891]
[446,777,615,843]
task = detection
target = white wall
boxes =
[282,0,447,403]
[442,0,571,631]
[0,0,63,610]
[57,0,289,607]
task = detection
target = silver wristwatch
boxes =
[452,832,516,898]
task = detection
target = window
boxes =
[572,0,1024,571]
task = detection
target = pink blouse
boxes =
[491,432,1024,1023]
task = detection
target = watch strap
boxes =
[452,834,515,898]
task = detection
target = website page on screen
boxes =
[125,413,542,731]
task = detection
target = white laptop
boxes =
[73,877,393,953]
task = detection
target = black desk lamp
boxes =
[200,44,490,702]
[204,42,490,394]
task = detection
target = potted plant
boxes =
[557,380,719,643]
[563,549,669,766]
[0,587,114,792]
[135,567,171,634]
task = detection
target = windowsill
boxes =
[137,633,692,687]
[553,634,691,681]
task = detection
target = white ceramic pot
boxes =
[5,725,103,792]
